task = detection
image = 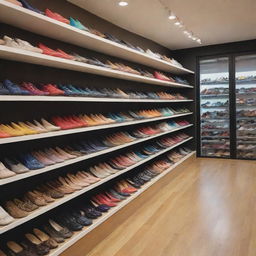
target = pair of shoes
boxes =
[38,43,74,60]
[45,9,69,24]
[2,36,42,53]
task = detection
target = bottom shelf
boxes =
[49,151,195,256]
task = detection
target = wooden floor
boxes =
[63,157,256,256]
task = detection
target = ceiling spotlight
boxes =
[174,20,181,26]
[168,12,176,20]
[183,30,189,35]
[178,23,184,28]
[197,39,202,44]
[118,1,128,6]
[192,37,196,41]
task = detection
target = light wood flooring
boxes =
[62,157,256,256]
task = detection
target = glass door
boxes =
[235,54,256,159]
[199,57,230,157]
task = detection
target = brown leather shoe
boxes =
[24,191,47,207]
[13,198,37,212]
[33,228,58,249]
[4,201,28,218]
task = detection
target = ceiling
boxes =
[68,0,256,50]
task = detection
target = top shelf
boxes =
[0,0,194,75]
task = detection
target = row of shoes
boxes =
[236,97,256,106]
[0,133,190,225]
[201,111,229,119]
[201,88,229,96]
[203,149,230,157]
[0,147,192,256]
[201,131,229,137]
[0,107,190,138]
[201,77,229,85]
[237,152,256,159]
[0,79,188,100]
[237,110,256,117]
[201,100,229,108]
[0,120,190,179]
[236,76,256,83]
[4,0,184,68]
[236,87,256,94]
[202,142,230,150]
[0,36,189,85]
[237,144,256,151]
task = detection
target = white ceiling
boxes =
[68,0,256,50]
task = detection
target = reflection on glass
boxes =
[236,55,256,159]
[200,57,230,157]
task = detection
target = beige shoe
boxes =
[0,162,16,179]
[0,206,14,226]
[15,38,43,54]
[4,200,28,218]
[41,119,60,131]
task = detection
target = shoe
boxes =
[0,162,16,178]
[69,17,89,31]
[40,119,60,131]
[24,233,50,255]
[18,0,44,14]
[48,219,73,238]
[4,158,29,174]
[4,200,29,218]
[6,241,33,256]
[0,82,10,95]
[15,38,43,53]
[5,0,22,6]
[3,79,30,95]
[0,206,14,226]
[33,228,58,249]
[20,154,45,170]
[45,9,69,24]
[21,82,48,95]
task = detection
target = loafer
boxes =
[56,215,83,231]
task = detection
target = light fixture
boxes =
[168,12,176,20]
[174,20,181,26]
[118,1,128,6]
[183,30,189,35]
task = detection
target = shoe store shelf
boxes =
[49,151,195,256]
[0,124,193,186]
[0,95,194,103]
[0,46,193,89]
[0,137,193,234]
[0,112,193,145]
[0,0,194,75]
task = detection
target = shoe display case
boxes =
[199,57,230,157]
[198,54,256,160]
[0,0,195,255]
[236,54,256,159]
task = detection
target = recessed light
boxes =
[197,39,202,44]
[183,31,189,35]
[118,1,128,6]
[174,20,181,26]
[168,12,176,20]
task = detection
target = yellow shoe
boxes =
[18,122,38,135]
[0,124,23,136]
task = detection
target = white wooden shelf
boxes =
[0,137,193,234]
[49,151,195,256]
[0,46,193,88]
[0,95,193,103]
[0,124,193,186]
[0,0,194,75]
[0,112,193,145]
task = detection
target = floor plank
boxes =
[85,158,256,256]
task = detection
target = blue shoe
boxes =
[3,79,30,95]
[0,82,10,95]
[67,85,84,96]
[18,0,44,14]
[58,85,74,96]
[134,151,148,159]
[20,153,45,170]
[69,17,89,31]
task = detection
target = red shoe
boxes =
[56,49,74,60]
[38,43,64,58]
[42,84,65,96]
[52,117,73,130]
[64,116,82,128]
[93,195,116,207]
[154,71,171,81]
[21,82,49,95]
[0,130,11,138]
[45,9,69,24]
[105,192,121,202]
[70,115,87,127]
